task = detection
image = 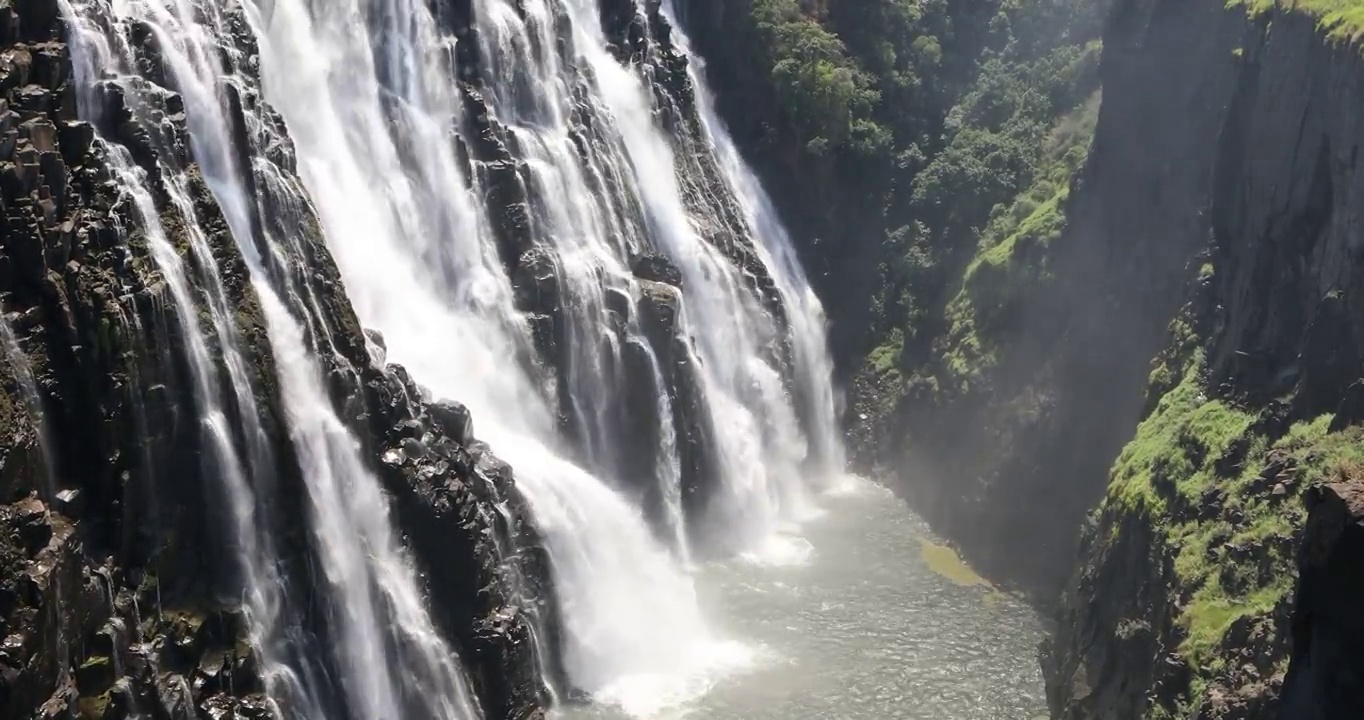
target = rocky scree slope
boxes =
[0,1,558,718]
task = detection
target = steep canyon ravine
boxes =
[32,0,1048,716]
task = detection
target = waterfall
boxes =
[238,0,751,709]
[257,288,485,720]
[643,337,692,565]
[99,141,316,713]
[50,0,845,715]
[667,8,847,486]
[60,0,486,717]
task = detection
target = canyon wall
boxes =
[1045,2,1364,716]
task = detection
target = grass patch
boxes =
[1108,352,1256,517]
[1169,421,1364,667]
[1232,0,1364,43]
[868,329,904,376]
[1181,582,1289,667]
[1095,335,1364,689]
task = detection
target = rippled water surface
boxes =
[557,478,1049,719]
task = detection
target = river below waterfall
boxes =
[556,477,1049,720]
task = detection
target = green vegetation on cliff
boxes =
[1234,0,1364,40]
[1083,294,1364,715]
[733,0,1364,715]
[831,0,1106,459]
[749,0,887,156]
[742,0,1007,171]
[935,91,1098,391]
[684,0,1103,385]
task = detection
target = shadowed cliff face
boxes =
[839,0,1249,599]
[1042,1,1364,718]
[686,0,1364,715]
[0,1,556,717]
[1283,481,1364,720]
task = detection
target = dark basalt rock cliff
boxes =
[0,1,556,718]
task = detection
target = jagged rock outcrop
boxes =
[361,362,562,719]
[0,1,557,718]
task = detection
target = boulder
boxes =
[630,253,683,288]
[430,400,474,446]
[512,246,560,311]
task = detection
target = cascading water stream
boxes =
[244,0,845,710]
[60,1,487,718]
[255,288,485,720]
[0,314,72,690]
[241,0,748,711]
[0,316,58,496]
[547,0,822,555]
[132,139,332,716]
[642,339,692,565]
[663,4,846,483]
[58,6,329,716]
[52,0,847,715]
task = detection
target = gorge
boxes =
[6,0,1364,718]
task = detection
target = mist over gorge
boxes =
[2,0,1364,719]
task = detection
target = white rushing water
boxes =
[558,477,1050,720]
[60,1,487,717]
[55,0,848,715]
[0,316,58,496]
[242,0,842,711]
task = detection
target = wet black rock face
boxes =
[0,1,558,718]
